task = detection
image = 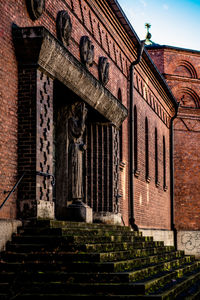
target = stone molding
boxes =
[13,26,127,128]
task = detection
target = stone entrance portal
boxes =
[54,83,121,223]
[13,26,127,223]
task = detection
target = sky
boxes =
[117,0,200,51]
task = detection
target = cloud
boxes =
[140,0,147,7]
[163,4,169,10]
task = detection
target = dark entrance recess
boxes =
[54,81,121,222]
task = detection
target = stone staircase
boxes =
[1,220,200,299]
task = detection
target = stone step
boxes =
[151,268,200,299]
[69,240,166,253]
[0,251,186,274]
[26,220,132,232]
[18,226,142,237]
[2,221,200,299]
[2,266,200,299]
[5,239,167,253]
[0,256,196,280]
[11,233,152,245]
[7,266,200,296]
[1,249,184,264]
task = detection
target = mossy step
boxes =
[12,267,200,298]
[28,220,132,232]
[69,240,166,253]
[12,266,200,296]
[0,251,186,274]
[0,281,174,296]
[18,227,142,237]
[11,234,152,245]
[176,278,200,299]
[6,242,59,253]
[151,267,200,299]
[1,257,196,282]
[5,239,166,254]
[1,249,184,264]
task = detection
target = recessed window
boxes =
[163,135,167,190]
[145,117,150,182]
[118,89,123,161]
[155,128,159,187]
[134,105,139,177]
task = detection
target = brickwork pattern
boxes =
[1,0,174,229]
[148,47,200,230]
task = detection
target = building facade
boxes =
[0,0,177,250]
[147,44,200,257]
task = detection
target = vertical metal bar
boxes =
[90,124,93,209]
[110,125,114,212]
[99,124,104,212]
[106,125,110,212]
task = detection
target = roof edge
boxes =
[106,0,178,110]
[146,44,200,55]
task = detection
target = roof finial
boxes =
[145,23,152,39]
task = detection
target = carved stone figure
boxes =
[26,0,45,20]
[68,102,87,201]
[80,36,94,68]
[56,10,72,47]
[98,57,109,85]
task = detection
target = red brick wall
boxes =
[174,114,200,230]
[0,0,129,219]
[0,0,174,229]
[148,46,200,230]
[132,66,171,230]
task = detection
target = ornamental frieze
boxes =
[26,0,45,20]
[80,36,94,68]
[56,10,72,47]
[98,57,109,86]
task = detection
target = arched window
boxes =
[145,117,150,182]
[155,128,159,186]
[118,89,123,161]
[163,136,167,190]
[134,105,138,173]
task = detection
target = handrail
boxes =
[0,172,26,210]
[0,171,55,211]
[36,171,55,186]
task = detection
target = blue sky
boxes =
[117,0,200,51]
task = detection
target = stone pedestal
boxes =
[93,212,122,225]
[66,200,93,223]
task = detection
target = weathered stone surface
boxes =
[0,219,22,251]
[93,212,122,225]
[66,201,93,223]
[12,26,127,128]
[140,228,174,246]
[37,200,54,219]
[177,230,200,259]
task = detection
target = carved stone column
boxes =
[18,67,54,219]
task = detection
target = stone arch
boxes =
[174,60,197,79]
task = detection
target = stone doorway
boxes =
[54,82,121,223]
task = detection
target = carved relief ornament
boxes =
[26,0,45,20]
[56,10,72,47]
[80,36,94,68]
[98,57,109,86]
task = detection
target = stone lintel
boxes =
[12,26,128,128]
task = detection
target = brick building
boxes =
[0,0,178,250]
[147,39,200,257]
